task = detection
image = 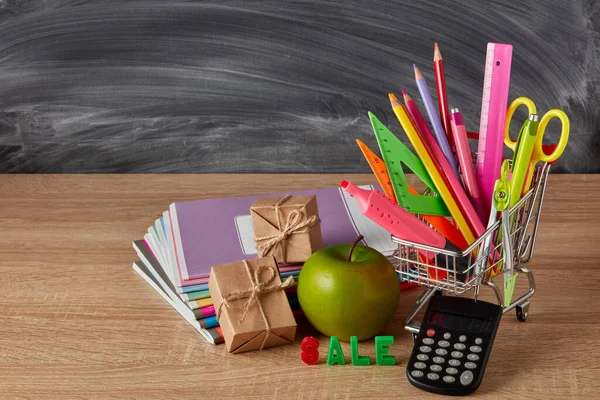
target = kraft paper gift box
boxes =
[250,194,323,264]
[209,257,297,354]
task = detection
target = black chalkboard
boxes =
[0,0,597,172]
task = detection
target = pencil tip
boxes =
[388,92,402,108]
[401,89,411,102]
[434,42,442,61]
[414,65,423,80]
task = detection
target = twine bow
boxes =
[217,260,296,350]
[255,195,319,261]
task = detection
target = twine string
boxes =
[216,261,295,350]
[255,195,319,260]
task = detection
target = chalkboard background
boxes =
[0,0,597,173]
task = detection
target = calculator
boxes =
[406,295,503,396]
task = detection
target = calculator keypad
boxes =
[454,343,466,350]
[460,370,474,386]
[427,373,440,381]
[435,348,448,356]
[407,297,503,396]
[409,332,484,389]
[470,346,482,353]
[465,362,477,370]
[414,362,427,370]
[448,359,461,367]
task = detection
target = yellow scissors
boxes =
[504,97,570,194]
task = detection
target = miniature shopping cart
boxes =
[393,162,551,338]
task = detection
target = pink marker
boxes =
[339,180,446,249]
[450,108,480,200]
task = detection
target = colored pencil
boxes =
[389,93,476,244]
[433,43,454,149]
[450,108,479,199]
[414,65,460,179]
[401,91,485,238]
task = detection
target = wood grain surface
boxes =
[0,174,599,399]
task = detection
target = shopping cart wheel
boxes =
[516,304,529,322]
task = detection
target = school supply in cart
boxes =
[474,43,513,220]
[504,97,570,194]
[502,97,570,305]
[414,65,459,178]
[339,41,567,394]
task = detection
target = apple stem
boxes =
[347,235,365,262]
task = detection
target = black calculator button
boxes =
[427,373,440,381]
[422,338,434,345]
[451,351,463,359]
[411,370,424,378]
[419,346,432,353]
[459,335,467,342]
[453,343,466,350]
[417,354,429,361]
[443,332,451,340]
[460,370,474,386]
[433,356,445,364]
[446,367,458,375]
[475,337,483,345]
[443,375,456,383]
[414,362,427,370]
[438,340,450,348]
[467,353,480,361]
[470,345,482,353]
[435,348,448,356]
[430,365,442,372]
[465,362,477,370]
[448,359,461,367]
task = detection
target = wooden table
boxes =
[1,174,599,399]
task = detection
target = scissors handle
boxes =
[535,110,570,163]
[504,97,536,151]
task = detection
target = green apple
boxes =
[297,236,400,341]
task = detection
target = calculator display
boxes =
[430,311,492,332]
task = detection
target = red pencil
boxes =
[433,43,454,149]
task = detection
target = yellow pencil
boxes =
[388,93,476,244]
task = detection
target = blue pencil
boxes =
[413,64,460,180]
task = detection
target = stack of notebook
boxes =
[132,185,408,344]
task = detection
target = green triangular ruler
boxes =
[368,112,449,216]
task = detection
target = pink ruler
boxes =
[474,43,513,219]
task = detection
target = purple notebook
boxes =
[168,185,395,281]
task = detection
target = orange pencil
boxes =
[433,43,454,149]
